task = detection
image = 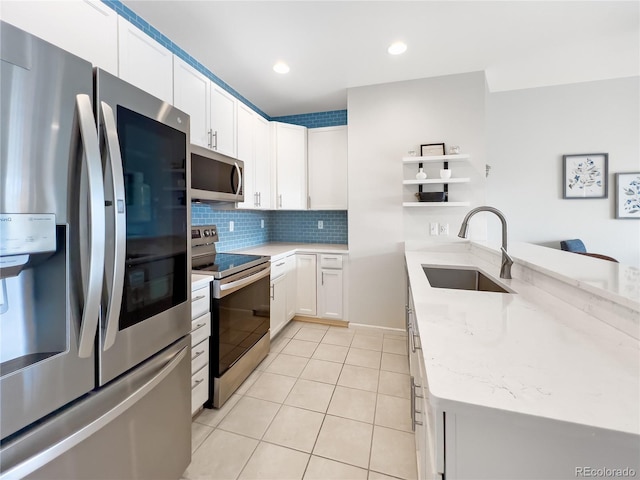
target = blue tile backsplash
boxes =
[192,204,347,252]
[272,110,348,128]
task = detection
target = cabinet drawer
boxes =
[191,338,209,374]
[270,257,288,279]
[320,254,343,269]
[191,285,210,320]
[191,365,209,414]
[191,312,211,347]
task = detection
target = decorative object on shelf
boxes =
[416,168,427,180]
[449,145,460,155]
[440,169,452,179]
[615,172,640,219]
[563,153,608,199]
[408,149,417,157]
[416,191,447,202]
[420,143,445,156]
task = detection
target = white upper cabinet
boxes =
[236,102,255,209]
[308,126,348,210]
[253,115,272,209]
[272,122,308,210]
[210,84,237,158]
[173,57,210,148]
[1,0,118,74]
[118,17,173,104]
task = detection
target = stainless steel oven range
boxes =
[191,225,271,407]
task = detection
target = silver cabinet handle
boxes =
[270,284,275,300]
[254,192,259,207]
[411,377,423,430]
[212,130,218,150]
[72,94,105,359]
[207,129,213,148]
[275,262,285,267]
[193,350,205,358]
[192,294,206,302]
[100,101,126,352]
[258,191,261,207]
[279,194,283,208]
[194,378,204,386]
[193,322,206,330]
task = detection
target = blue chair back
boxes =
[560,239,587,253]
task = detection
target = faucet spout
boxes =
[457,206,513,279]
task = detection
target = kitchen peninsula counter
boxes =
[405,242,639,436]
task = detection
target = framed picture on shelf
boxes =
[562,153,608,199]
[420,143,445,157]
[615,172,640,219]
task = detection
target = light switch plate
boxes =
[318,220,324,229]
[430,222,439,236]
[229,221,234,232]
[439,223,449,235]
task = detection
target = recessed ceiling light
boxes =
[388,42,407,55]
[273,62,290,74]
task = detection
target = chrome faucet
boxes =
[458,206,514,279]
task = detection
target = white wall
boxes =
[486,77,640,266]
[347,72,487,328]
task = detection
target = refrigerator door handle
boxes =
[75,94,105,359]
[100,101,126,351]
[0,344,189,480]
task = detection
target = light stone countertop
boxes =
[191,273,212,291]
[230,242,349,261]
[405,242,640,435]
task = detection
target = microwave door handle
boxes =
[100,101,126,351]
[75,94,105,358]
[234,162,242,198]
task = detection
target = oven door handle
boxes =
[216,266,271,298]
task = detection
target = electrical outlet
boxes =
[318,220,324,229]
[429,222,439,236]
[439,223,449,235]
[260,219,264,228]
[229,221,234,232]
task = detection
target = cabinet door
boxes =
[319,269,343,319]
[118,17,173,103]
[270,275,287,338]
[254,115,272,209]
[210,84,237,158]
[295,254,317,316]
[1,0,118,74]
[308,126,348,210]
[236,102,255,209]
[274,122,307,210]
[173,57,210,148]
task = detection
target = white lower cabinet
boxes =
[318,254,344,320]
[270,269,287,338]
[285,254,297,320]
[191,281,211,416]
[295,254,317,316]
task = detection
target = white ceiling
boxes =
[122,1,639,117]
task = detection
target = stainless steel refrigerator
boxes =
[0,21,192,479]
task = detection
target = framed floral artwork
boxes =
[616,172,640,219]
[563,153,608,199]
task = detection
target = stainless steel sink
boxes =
[423,266,514,293]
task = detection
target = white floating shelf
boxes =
[403,201,471,207]
[402,154,470,163]
[403,178,470,185]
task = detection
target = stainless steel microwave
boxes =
[190,144,244,202]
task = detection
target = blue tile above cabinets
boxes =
[271,110,348,128]
[192,204,347,252]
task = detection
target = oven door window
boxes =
[213,275,270,375]
[117,106,188,330]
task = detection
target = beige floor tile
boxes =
[236,369,264,395]
[382,337,407,355]
[369,426,418,479]
[255,352,278,371]
[351,334,384,351]
[327,386,377,423]
[284,378,335,413]
[321,330,354,347]
[238,442,310,480]
[313,415,373,469]
[183,429,257,480]
[374,394,412,432]
[280,322,303,338]
[193,394,241,427]
[384,331,407,339]
[245,372,297,403]
[263,405,325,452]
[300,358,343,385]
[312,343,349,363]
[296,321,330,331]
[368,471,404,480]
[347,325,385,337]
[270,334,291,353]
[337,364,379,392]
[191,422,213,453]
[217,396,281,439]
[380,352,409,374]
[377,371,411,399]
[294,326,327,342]
[281,339,319,358]
[345,347,382,369]
[265,353,309,377]
[304,456,368,480]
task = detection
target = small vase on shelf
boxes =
[415,168,427,180]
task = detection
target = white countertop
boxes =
[405,243,640,435]
[191,273,212,291]
[231,242,348,261]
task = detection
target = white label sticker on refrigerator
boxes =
[0,214,56,255]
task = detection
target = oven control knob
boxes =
[204,229,211,237]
